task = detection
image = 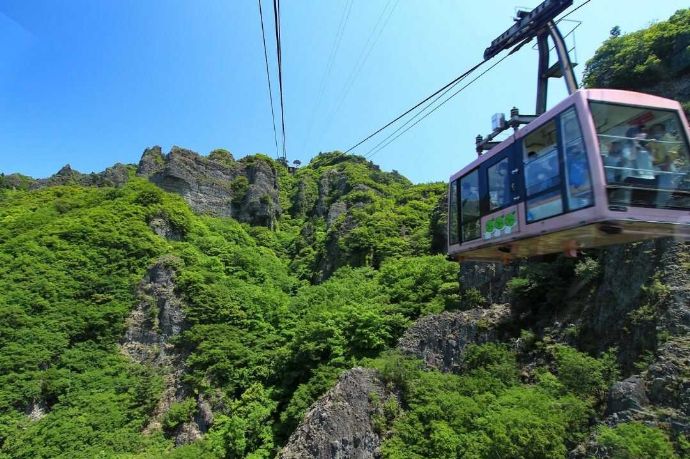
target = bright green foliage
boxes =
[379,255,460,316]
[281,153,447,280]
[373,345,593,459]
[0,181,184,457]
[164,398,198,432]
[583,9,690,91]
[2,9,687,456]
[0,163,458,457]
[550,344,619,403]
[597,422,678,459]
[206,384,277,458]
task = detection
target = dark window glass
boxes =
[591,101,690,209]
[526,189,563,222]
[488,158,511,211]
[523,120,564,222]
[561,107,593,210]
[449,180,459,245]
[460,170,481,241]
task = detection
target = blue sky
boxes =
[1,0,688,183]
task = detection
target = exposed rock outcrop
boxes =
[121,259,209,445]
[2,163,133,190]
[279,368,400,459]
[137,146,281,227]
[282,304,512,458]
[460,261,522,305]
[463,239,690,373]
[605,337,690,431]
[122,260,185,366]
[398,304,512,372]
[24,400,48,422]
[148,216,183,241]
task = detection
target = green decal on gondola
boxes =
[494,215,505,230]
[485,219,494,232]
[505,212,516,227]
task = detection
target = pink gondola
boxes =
[448,89,690,261]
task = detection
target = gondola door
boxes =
[479,145,522,241]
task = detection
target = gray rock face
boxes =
[122,260,185,365]
[149,217,183,241]
[646,337,690,414]
[137,146,281,227]
[24,400,48,422]
[579,240,690,371]
[279,368,399,459]
[606,376,648,414]
[121,259,211,445]
[314,170,350,218]
[397,304,512,372]
[656,242,690,336]
[11,163,132,190]
[460,262,521,305]
[603,337,690,438]
[283,305,512,458]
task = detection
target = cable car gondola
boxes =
[448,89,690,261]
[447,0,690,261]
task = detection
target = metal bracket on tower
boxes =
[476,107,540,155]
[535,20,578,114]
[483,0,578,115]
[474,0,580,151]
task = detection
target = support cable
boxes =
[320,0,399,141]
[273,0,287,160]
[329,0,592,164]
[344,59,487,153]
[301,0,354,153]
[257,0,279,159]
[365,53,511,159]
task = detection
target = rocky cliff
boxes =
[280,304,512,457]
[137,146,281,228]
[1,146,283,229]
[283,239,690,457]
[279,368,400,459]
[121,258,213,445]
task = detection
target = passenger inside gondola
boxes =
[525,150,559,195]
[603,140,632,205]
[648,123,683,206]
[488,159,510,211]
[592,101,690,209]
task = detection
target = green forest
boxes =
[1,7,689,459]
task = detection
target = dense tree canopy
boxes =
[583,9,690,91]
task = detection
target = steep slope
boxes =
[0,150,456,458]
[2,8,689,458]
[277,152,447,282]
[283,8,690,459]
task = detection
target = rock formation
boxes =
[279,368,400,459]
[121,258,210,445]
[281,304,511,457]
[136,146,281,228]
[398,304,512,372]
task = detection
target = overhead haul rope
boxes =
[300,0,354,154]
[344,58,487,154]
[257,0,279,159]
[365,52,512,159]
[320,0,592,164]
[273,0,287,160]
[319,0,400,144]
